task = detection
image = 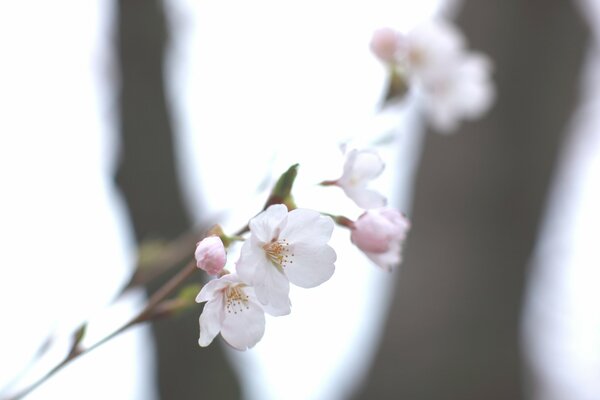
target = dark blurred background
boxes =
[114,0,589,399]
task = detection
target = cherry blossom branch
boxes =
[4,260,198,400]
[3,17,495,399]
[2,162,305,399]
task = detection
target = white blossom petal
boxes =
[342,150,385,183]
[195,277,230,303]
[221,296,266,351]
[196,274,267,350]
[285,243,336,288]
[236,238,262,284]
[334,149,386,209]
[343,187,387,209]
[279,209,333,245]
[221,310,265,351]
[253,262,291,316]
[248,203,288,243]
[198,294,224,347]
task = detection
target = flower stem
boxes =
[4,260,198,400]
[320,212,355,229]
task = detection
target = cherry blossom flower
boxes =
[196,273,265,350]
[350,207,410,271]
[195,236,227,275]
[236,204,336,316]
[329,149,386,209]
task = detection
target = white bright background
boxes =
[2,0,600,400]
[0,1,155,400]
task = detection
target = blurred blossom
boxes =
[195,236,227,276]
[196,273,265,350]
[237,204,336,316]
[418,52,494,132]
[351,207,410,271]
[400,19,465,79]
[372,19,495,132]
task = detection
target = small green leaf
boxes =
[73,323,87,345]
[264,164,299,210]
[68,323,87,357]
[383,67,409,104]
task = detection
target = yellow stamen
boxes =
[225,285,250,315]
[263,239,294,272]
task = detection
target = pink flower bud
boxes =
[195,236,227,275]
[370,27,401,64]
[350,207,410,271]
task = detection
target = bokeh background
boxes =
[2,0,599,399]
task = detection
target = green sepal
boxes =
[264,163,299,210]
[383,67,409,104]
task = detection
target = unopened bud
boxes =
[195,236,227,275]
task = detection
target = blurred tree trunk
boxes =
[354,1,589,399]
[114,1,240,399]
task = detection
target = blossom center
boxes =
[225,285,250,315]
[262,239,293,272]
[408,47,425,68]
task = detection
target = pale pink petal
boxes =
[248,204,288,243]
[285,243,336,288]
[198,295,224,347]
[365,241,403,272]
[351,218,391,253]
[280,209,334,245]
[351,208,410,270]
[370,27,401,63]
[380,208,411,238]
[195,236,227,275]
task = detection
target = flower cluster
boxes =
[195,149,410,350]
[193,18,493,351]
[195,205,337,350]
[371,19,494,132]
[1,15,498,399]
